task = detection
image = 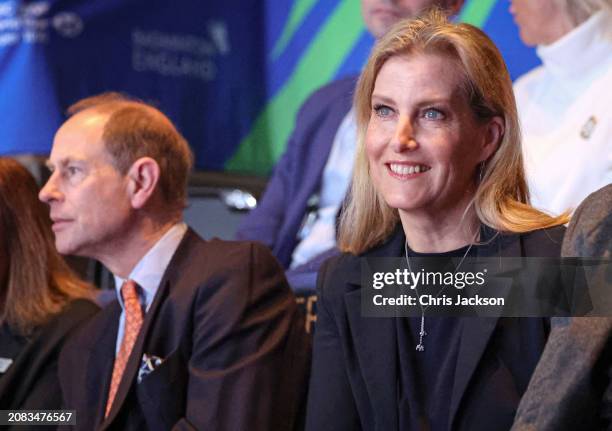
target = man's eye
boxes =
[373,104,393,117]
[66,166,79,176]
[423,108,444,120]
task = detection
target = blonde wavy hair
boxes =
[338,10,568,254]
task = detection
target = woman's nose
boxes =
[391,115,418,152]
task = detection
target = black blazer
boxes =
[306,225,565,431]
[0,299,99,430]
[59,229,311,431]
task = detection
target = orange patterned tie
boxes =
[105,280,144,418]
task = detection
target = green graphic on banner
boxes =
[227,0,498,175]
[459,0,497,26]
[227,0,363,175]
[271,0,318,60]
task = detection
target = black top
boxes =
[305,223,566,431]
[0,323,27,365]
[397,244,477,431]
[0,298,99,431]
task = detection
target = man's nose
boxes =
[39,171,62,204]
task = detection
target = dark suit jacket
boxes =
[236,76,357,268]
[306,225,566,431]
[59,229,311,431]
[0,299,99,430]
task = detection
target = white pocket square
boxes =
[137,353,163,383]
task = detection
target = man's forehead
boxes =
[63,109,109,133]
[48,111,110,165]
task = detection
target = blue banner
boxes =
[0,0,539,175]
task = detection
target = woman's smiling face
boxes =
[365,53,499,220]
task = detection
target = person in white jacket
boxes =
[511,0,612,216]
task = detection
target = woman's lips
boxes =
[386,162,431,179]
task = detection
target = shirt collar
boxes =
[113,222,188,312]
[536,10,612,81]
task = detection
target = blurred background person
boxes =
[236,0,464,291]
[0,158,98,415]
[511,0,612,216]
[513,183,612,431]
[306,11,568,431]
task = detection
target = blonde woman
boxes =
[0,158,98,414]
[306,11,567,431]
[511,0,612,215]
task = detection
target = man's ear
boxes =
[126,157,160,209]
[479,116,504,162]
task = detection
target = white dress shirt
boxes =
[290,108,357,268]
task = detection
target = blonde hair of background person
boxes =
[0,157,93,335]
[561,0,612,24]
[339,9,569,254]
[510,0,612,216]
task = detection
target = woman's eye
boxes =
[423,108,444,120]
[373,104,393,117]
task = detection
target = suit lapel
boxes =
[100,230,199,428]
[100,280,171,428]
[448,228,522,429]
[343,228,405,430]
[345,290,398,430]
[83,302,120,428]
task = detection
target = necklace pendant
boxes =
[416,343,425,352]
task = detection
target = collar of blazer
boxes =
[341,223,520,430]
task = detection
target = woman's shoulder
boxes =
[42,298,100,337]
[60,298,100,320]
[318,228,405,299]
[317,253,361,302]
[502,225,566,257]
[319,252,360,282]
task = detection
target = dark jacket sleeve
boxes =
[1,299,99,430]
[235,139,296,249]
[235,77,356,261]
[305,257,361,431]
[173,242,311,431]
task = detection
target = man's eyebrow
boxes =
[46,157,81,171]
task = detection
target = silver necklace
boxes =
[404,232,477,352]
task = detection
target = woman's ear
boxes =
[126,157,160,209]
[480,116,504,162]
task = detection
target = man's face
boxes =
[361,0,459,39]
[39,111,133,259]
